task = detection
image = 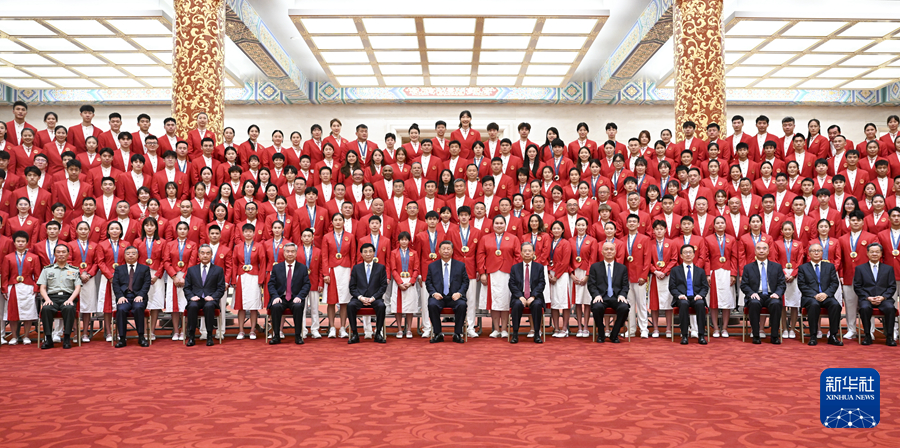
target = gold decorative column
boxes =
[673,0,725,142]
[172,0,225,141]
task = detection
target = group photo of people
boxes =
[1,101,898,349]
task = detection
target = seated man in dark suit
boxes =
[183,244,227,346]
[347,243,388,344]
[740,241,786,344]
[587,242,631,343]
[668,244,709,345]
[797,243,843,346]
[853,242,897,346]
[111,246,152,348]
[424,241,469,344]
[267,243,311,345]
[508,242,546,344]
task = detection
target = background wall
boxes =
[22,103,900,149]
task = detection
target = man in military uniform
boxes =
[38,245,82,349]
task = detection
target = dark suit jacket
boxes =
[183,263,227,306]
[266,261,312,307]
[349,262,388,302]
[587,261,629,301]
[111,263,151,301]
[853,262,896,301]
[425,258,469,299]
[668,264,710,307]
[508,261,546,302]
[797,261,839,299]
[740,260,787,299]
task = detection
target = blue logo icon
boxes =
[820,368,879,428]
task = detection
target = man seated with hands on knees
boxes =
[183,244,228,347]
[797,244,843,346]
[111,246,152,348]
[37,245,82,350]
[853,242,897,346]
[425,241,469,344]
[587,242,631,343]
[740,241,787,345]
[347,243,388,344]
[508,242,546,344]
[667,245,709,345]
[267,243,311,345]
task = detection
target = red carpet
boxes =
[1,335,898,447]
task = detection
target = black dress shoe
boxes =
[828,335,844,346]
[295,336,304,345]
[186,338,196,347]
[268,338,281,345]
[595,335,605,343]
[861,335,872,346]
[609,336,620,343]
[430,333,445,343]
[348,334,360,344]
[534,335,543,344]
[887,338,897,347]
[374,334,386,343]
[752,337,761,344]
[139,337,149,347]
[206,339,214,346]
[680,336,689,345]
[62,336,72,349]
[698,336,707,345]
[115,340,126,348]
[510,335,518,344]
[808,338,818,346]
[453,333,464,343]
[772,337,781,344]
[41,340,54,349]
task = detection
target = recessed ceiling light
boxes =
[427,51,471,63]
[842,79,892,89]
[754,78,802,88]
[761,38,819,52]
[865,40,900,53]
[336,76,379,86]
[75,66,124,77]
[0,54,54,65]
[526,65,570,75]
[0,78,53,88]
[106,20,170,35]
[121,66,171,77]
[477,76,517,86]
[479,51,525,63]
[383,76,424,86]
[368,35,418,49]
[741,53,795,65]
[100,53,157,65]
[724,53,743,64]
[425,36,474,49]
[481,36,531,50]
[724,77,756,88]
[321,52,371,63]
[153,52,172,64]
[0,38,26,51]
[725,38,765,51]
[362,18,416,34]
[482,18,537,34]
[478,65,521,75]
[430,76,470,85]
[141,77,172,88]
[423,18,476,34]
[726,66,775,77]
[312,35,364,50]
[428,65,470,75]
[529,52,578,63]
[373,51,419,63]
[329,65,375,75]
[522,76,564,86]
[132,37,172,52]
[47,78,99,88]
[726,21,789,36]
[840,22,900,37]
[77,38,136,51]
[95,78,143,88]
[17,38,81,52]
[0,67,28,77]
[0,20,54,36]
[770,66,823,77]
[535,36,587,50]
[46,53,105,65]
[378,65,422,75]
[792,54,846,65]
[300,18,357,34]
[45,20,113,35]
[798,79,846,89]
[22,66,77,77]
[781,22,847,37]
[542,19,596,34]
[864,67,900,78]
[813,39,873,52]
[842,54,894,66]
[818,67,869,77]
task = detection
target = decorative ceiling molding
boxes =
[224,0,309,102]
[308,81,592,104]
[592,0,674,101]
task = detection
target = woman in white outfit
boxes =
[546,221,572,337]
[137,217,166,341]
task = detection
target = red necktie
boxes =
[285,264,293,300]
[524,264,531,299]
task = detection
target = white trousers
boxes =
[842,285,858,333]
[465,277,480,330]
[627,282,648,335]
[301,291,321,334]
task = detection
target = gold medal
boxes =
[400,272,410,278]
[177,261,185,267]
[575,256,582,263]
[80,262,87,269]
[495,250,502,256]
[719,257,726,263]
[822,259,830,263]
[146,258,153,265]
[893,250,899,256]
[308,269,312,275]
[786,263,792,269]
[373,257,379,263]
[461,246,469,253]
[553,175,560,181]
[16,276,24,283]
[850,251,857,258]
[112,263,119,268]
[335,253,342,259]
[430,253,437,259]
[243,265,252,271]
[626,256,633,262]
[657,261,665,268]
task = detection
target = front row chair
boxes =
[591,309,631,342]
[183,306,224,345]
[111,309,152,346]
[857,308,899,344]
[37,298,81,347]
[670,306,711,342]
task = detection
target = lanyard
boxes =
[612,170,621,192]
[819,237,829,260]
[495,232,504,250]
[460,226,470,246]
[429,231,438,253]
[637,175,645,191]
[16,251,26,276]
[334,231,344,254]
[47,240,56,264]
[531,233,538,246]
[371,234,380,254]
[306,205,316,225]
[784,240,792,262]
[657,240,664,261]
[79,240,88,263]
[305,246,312,267]
[576,234,586,257]
[892,231,900,252]
[110,240,119,263]
[179,240,187,262]
[591,176,599,196]
[850,232,860,252]
[553,157,563,175]
[717,235,726,258]
[273,239,282,264]
[627,233,635,257]
[400,248,409,272]
[146,238,154,259]
[550,238,560,261]
[244,241,253,265]
[751,233,761,246]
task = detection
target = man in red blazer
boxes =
[88,148,123,197]
[341,124,379,165]
[751,115,775,163]
[187,112,216,159]
[50,160,92,222]
[414,139,443,182]
[727,115,756,162]
[152,151,189,200]
[666,121,707,161]
[293,186,328,248]
[13,167,51,222]
[679,168,713,214]
[66,105,103,154]
[157,117,180,154]
[510,122,535,160]
[189,137,220,185]
[116,154,152,204]
[6,101,36,147]
[165,200,204,243]
[97,112,124,152]
[131,113,151,156]
[705,122,732,162]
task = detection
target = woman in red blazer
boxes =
[807,119,830,159]
[774,220,805,340]
[546,221,572,337]
[569,217,597,338]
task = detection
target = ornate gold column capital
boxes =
[673,0,725,142]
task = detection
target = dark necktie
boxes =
[815,264,821,293]
[286,264,293,300]
[128,265,134,291]
[202,265,207,285]
[524,263,531,299]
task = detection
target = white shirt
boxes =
[100,165,111,178]
[567,214,577,237]
[67,179,81,205]
[131,170,144,189]
[448,156,460,175]
[687,185,699,207]
[81,124,94,142]
[738,159,749,177]
[467,180,479,199]
[878,176,889,195]
[102,195,114,215]
[794,151,806,169]
[696,214,708,235]
[846,168,858,188]
[423,196,435,213]
[351,184,363,202]
[741,194,753,215]
[454,195,466,211]
[25,186,38,212]
[165,167,176,182]
[382,179,394,199]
